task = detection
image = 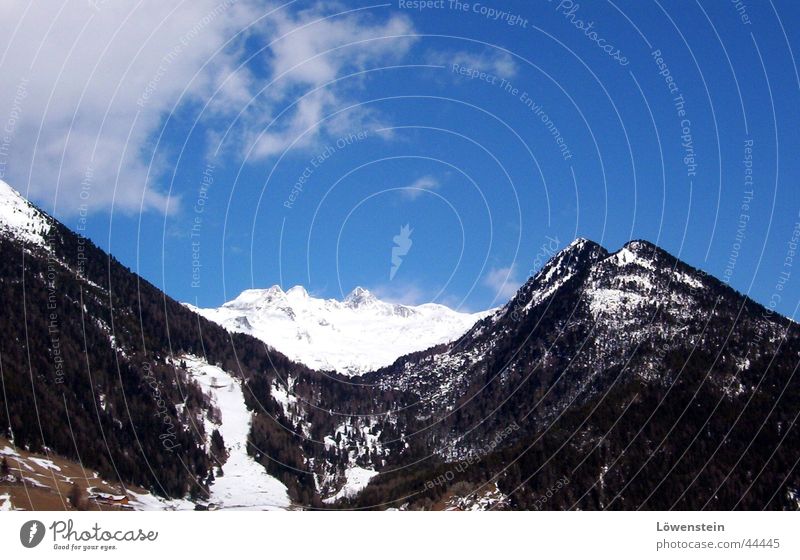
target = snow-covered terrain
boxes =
[0,179,51,246]
[188,286,493,375]
[322,466,378,504]
[181,355,291,510]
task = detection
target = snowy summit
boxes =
[0,179,51,247]
[188,286,493,376]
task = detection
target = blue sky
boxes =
[2,1,799,317]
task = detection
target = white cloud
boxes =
[241,7,416,160]
[0,1,416,216]
[484,265,521,300]
[0,0,260,216]
[399,175,439,200]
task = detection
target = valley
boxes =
[1,178,798,511]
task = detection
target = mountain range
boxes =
[0,178,798,511]
[187,285,492,375]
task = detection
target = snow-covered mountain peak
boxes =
[611,239,663,265]
[223,285,286,310]
[600,240,706,289]
[505,237,712,323]
[344,286,377,308]
[622,238,662,253]
[190,286,494,375]
[520,237,608,302]
[0,179,51,247]
[582,239,711,321]
[567,236,594,249]
[609,246,656,270]
[286,285,309,299]
[566,236,606,255]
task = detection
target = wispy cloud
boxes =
[399,175,439,200]
[237,6,416,161]
[0,0,260,215]
[372,282,478,312]
[371,281,428,306]
[483,265,521,300]
[429,49,518,80]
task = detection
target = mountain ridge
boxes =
[350,232,799,510]
[189,283,494,376]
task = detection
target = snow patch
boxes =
[1,445,20,457]
[587,288,648,318]
[181,355,291,510]
[322,466,378,503]
[126,490,196,511]
[28,457,61,472]
[612,247,655,270]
